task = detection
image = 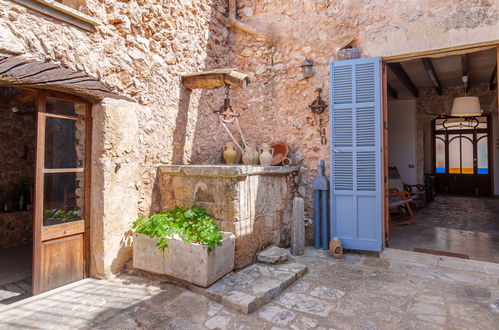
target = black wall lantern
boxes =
[300,58,314,79]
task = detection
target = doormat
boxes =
[413,247,469,259]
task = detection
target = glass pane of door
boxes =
[449,137,460,174]
[43,172,84,226]
[461,134,473,174]
[44,117,85,169]
[477,134,488,174]
[435,137,446,173]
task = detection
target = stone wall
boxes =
[225,0,499,241]
[0,211,32,248]
[0,102,36,192]
[0,0,231,209]
[0,0,231,276]
[0,94,35,248]
[1,0,498,273]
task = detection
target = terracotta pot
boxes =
[270,142,288,165]
[223,141,237,164]
[259,143,274,166]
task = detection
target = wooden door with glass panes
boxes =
[433,116,492,196]
[33,91,91,294]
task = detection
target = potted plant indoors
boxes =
[43,208,79,226]
[132,205,235,287]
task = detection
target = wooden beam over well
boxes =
[387,63,419,98]
[387,84,398,99]
[422,58,442,95]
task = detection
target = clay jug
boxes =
[259,143,274,166]
[223,141,237,164]
[329,237,343,259]
[242,142,259,165]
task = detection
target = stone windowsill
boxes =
[12,0,99,31]
[158,164,300,177]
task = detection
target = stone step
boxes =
[380,248,499,276]
[124,259,307,314]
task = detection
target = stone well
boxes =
[157,165,299,268]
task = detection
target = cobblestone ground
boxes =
[1,248,498,329]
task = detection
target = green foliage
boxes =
[44,208,79,222]
[132,206,223,253]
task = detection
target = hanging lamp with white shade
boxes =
[451,75,482,117]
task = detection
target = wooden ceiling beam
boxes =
[489,64,497,90]
[3,90,37,107]
[422,58,443,95]
[387,63,419,98]
[387,84,398,99]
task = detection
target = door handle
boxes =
[333,148,340,154]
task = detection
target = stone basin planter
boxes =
[133,231,235,287]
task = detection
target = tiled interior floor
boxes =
[389,195,499,263]
[0,245,32,304]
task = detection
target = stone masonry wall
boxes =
[0,103,36,192]
[0,98,35,249]
[225,0,499,242]
[0,1,231,276]
[1,0,498,272]
[0,0,231,215]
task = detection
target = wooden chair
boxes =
[389,188,417,225]
[388,167,417,225]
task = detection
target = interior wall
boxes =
[0,95,35,249]
[388,100,418,185]
[493,113,499,195]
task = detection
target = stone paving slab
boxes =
[127,259,307,314]
[1,248,498,329]
[196,262,307,314]
[381,247,499,275]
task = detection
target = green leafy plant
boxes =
[44,208,79,222]
[132,206,223,253]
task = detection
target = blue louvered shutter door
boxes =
[330,57,382,251]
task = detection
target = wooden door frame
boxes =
[381,44,499,247]
[32,90,93,294]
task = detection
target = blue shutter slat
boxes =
[330,57,382,252]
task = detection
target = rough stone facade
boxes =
[0,0,498,276]
[227,0,499,241]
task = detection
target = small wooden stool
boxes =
[329,237,343,259]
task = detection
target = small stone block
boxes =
[257,246,291,264]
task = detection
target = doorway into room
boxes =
[384,46,499,263]
[0,87,92,304]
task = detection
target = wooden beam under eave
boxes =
[387,63,419,98]
[422,58,443,95]
[489,64,497,91]
[387,84,398,99]
[3,90,37,108]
